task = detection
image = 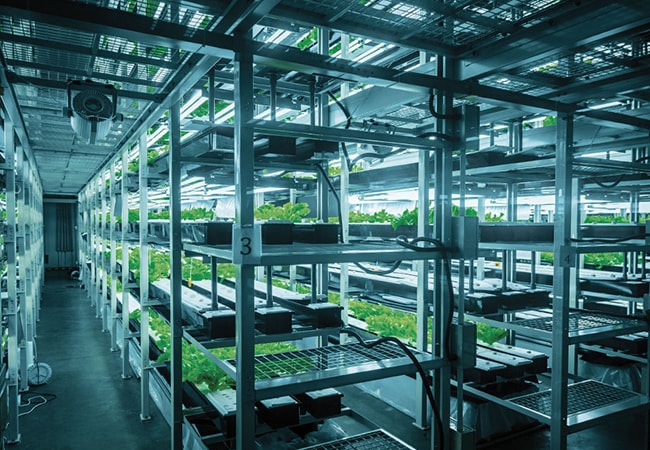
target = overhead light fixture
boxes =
[587,100,622,110]
[64,79,123,144]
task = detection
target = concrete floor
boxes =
[10,272,648,449]
[12,272,170,450]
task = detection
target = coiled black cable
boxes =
[314,164,344,244]
[395,235,457,364]
[428,89,460,120]
[342,328,445,450]
[354,259,403,275]
[327,91,353,171]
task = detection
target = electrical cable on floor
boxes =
[341,328,445,450]
[18,392,57,417]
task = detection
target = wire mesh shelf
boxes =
[515,311,644,334]
[300,429,414,450]
[248,341,409,380]
[226,341,445,400]
[508,380,648,428]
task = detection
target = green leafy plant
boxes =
[540,252,554,264]
[132,308,307,392]
[584,215,629,224]
[476,323,508,345]
[583,252,624,269]
[148,210,170,220]
[181,207,213,221]
[217,263,236,282]
[296,27,318,50]
[391,207,419,229]
[390,204,479,229]
[328,164,363,177]
[484,212,505,222]
[542,116,557,127]
[254,202,311,222]
[349,209,396,224]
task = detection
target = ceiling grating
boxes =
[0,0,649,197]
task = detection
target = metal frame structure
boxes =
[3,1,650,450]
[0,109,44,445]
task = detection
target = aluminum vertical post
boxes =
[90,179,98,308]
[5,119,20,443]
[109,162,119,352]
[139,132,152,421]
[233,38,257,450]
[211,257,218,309]
[16,145,30,392]
[120,150,132,380]
[316,29,330,301]
[415,144,432,429]
[505,183,518,288]
[101,171,109,331]
[169,101,184,450]
[23,161,36,343]
[208,67,216,150]
[551,113,574,450]
[431,55,453,450]
[339,142,350,344]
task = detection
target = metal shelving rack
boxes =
[119,150,135,382]
[159,42,456,449]
[108,159,119,353]
[1,109,44,445]
[464,114,650,449]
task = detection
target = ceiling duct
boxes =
[64,79,122,144]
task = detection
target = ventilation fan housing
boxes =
[64,79,122,144]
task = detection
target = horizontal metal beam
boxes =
[211,69,311,96]
[458,0,650,81]
[251,40,575,115]
[4,58,162,89]
[0,0,573,116]
[0,0,234,59]
[100,53,222,176]
[266,3,457,57]
[0,31,177,69]
[4,72,162,102]
[579,109,650,131]
[4,0,648,135]
[250,120,446,150]
[0,54,42,185]
[213,0,282,35]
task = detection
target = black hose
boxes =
[395,235,456,363]
[342,328,445,450]
[428,89,460,120]
[327,91,352,129]
[327,91,354,171]
[354,260,402,275]
[586,175,624,189]
[314,164,343,243]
